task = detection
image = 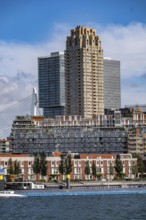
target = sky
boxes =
[0,0,146,113]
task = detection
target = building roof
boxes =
[80,154,117,159]
[52,152,62,157]
[0,140,10,143]
[0,154,31,158]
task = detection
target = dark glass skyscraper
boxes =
[38,52,65,117]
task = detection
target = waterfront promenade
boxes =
[44,180,146,190]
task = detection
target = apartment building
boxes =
[65,26,104,118]
[0,140,10,153]
[105,108,146,127]
[9,116,128,154]
[128,127,146,155]
[0,153,136,181]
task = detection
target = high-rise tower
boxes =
[38,52,65,117]
[104,59,121,109]
[65,26,104,118]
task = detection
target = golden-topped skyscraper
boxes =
[65,26,104,118]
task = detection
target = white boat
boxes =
[0,191,26,198]
[5,181,44,190]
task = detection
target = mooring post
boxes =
[66,174,70,189]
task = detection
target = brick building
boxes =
[0,153,136,181]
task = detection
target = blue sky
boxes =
[0,0,146,43]
[0,0,146,112]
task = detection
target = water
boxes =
[0,191,146,220]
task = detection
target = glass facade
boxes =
[104,59,121,109]
[38,52,65,117]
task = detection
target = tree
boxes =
[92,161,97,179]
[59,153,72,189]
[40,152,48,177]
[96,173,102,180]
[32,152,48,181]
[131,161,138,178]
[114,155,123,179]
[137,154,145,178]
[7,158,14,175]
[14,160,20,175]
[59,154,66,175]
[109,161,114,180]
[59,153,72,175]
[85,161,90,175]
[65,154,72,175]
[33,152,48,181]
[33,153,40,175]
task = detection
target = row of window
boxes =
[3,161,32,166]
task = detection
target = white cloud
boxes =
[88,22,146,106]
[0,22,146,112]
[0,24,70,113]
[97,22,146,78]
[0,23,70,77]
[122,86,146,107]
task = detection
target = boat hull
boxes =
[0,191,26,197]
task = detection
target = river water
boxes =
[0,190,146,220]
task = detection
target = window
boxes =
[97,167,101,173]
[53,168,59,174]
[74,161,78,166]
[20,169,24,174]
[78,161,81,166]
[75,168,82,174]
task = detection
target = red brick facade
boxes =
[0,153,137,181]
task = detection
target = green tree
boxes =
[131,161,138,178]
[137,154,145,178]
[85,161,90,175]
[65,154,72,175]
[109,161,114,180]
[59,154,66,175]
[92,161,97,178]
[14,160,20,175]
[59,153,72,175]
[33,152,48,181]
[114,155,123,179]
[33,153,40,175]
[40,152,48,177]
[96,173,102,180]
[14,160,19,174]
[7,158,14,175]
